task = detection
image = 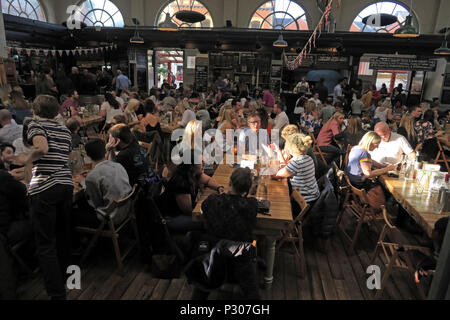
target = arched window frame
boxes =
[156,0,214,29]
[1,0,46,22]
[248,0,309,30]
[350,1,419,34]
[77,0,124,28]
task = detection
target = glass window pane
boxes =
[250,0,308,30]
[158,0,213,28]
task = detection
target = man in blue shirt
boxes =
[115,69,131,96]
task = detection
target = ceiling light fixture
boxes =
[393,0,419,38]
[130,18,144,44]
[435,16,450,55]
[273,33,288,48]
[158,12,178,31]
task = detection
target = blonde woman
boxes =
[248,101,258,113]
[316,112,345,164]
[397,113,418,150]
[124,98,140,125]
[374,98,393,123]
[345,131,396,190]
[275,133,320,205]
[217,109,234,134]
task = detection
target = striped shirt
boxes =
[27,120,73,196]
[286,154,320,202]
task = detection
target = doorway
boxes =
[148,49,184,89]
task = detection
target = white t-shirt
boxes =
[101,101,123,124]
[333,84,342,101]
[308,98,321,107]
[273,111,289,131]
[179,109,196,127]
[369,132,413,164]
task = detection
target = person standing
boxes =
[333,79,345,103]
[115,69,131,96]
[262,87,275,108]
[24,95,73,300]
[315,78,328,102]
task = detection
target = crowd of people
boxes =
[1,70,449,300]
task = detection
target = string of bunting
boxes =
[5,44,118,57]
[284,0,339,70]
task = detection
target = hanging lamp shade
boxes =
[273,34,288,47]
[393,15,419,38]
[130,31,144,44]
[434,41,450,55]
[158,13,178,31]
[175,10,205,24]
[362,13,398,27]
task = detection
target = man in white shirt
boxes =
[370,122,416,164]
[0,110,23,144]
[271,103,289,131]
[238,112,269,157]
[308,92,321,108]
[333,79,345,103]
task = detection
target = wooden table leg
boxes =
[264,235,277,284]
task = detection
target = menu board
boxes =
[369,57,437,71]
[195,65,208,92]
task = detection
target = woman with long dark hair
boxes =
[100,92,123,130]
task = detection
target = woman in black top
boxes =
[157,151,223,233]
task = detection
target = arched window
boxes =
[350,1,418,33]
[157,0,214,28]
[1,0,46,21]
[78,0,124,27]
[249,0,308,30]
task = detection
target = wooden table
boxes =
[380,175,450,237]
[193,164,293,285]
[79,114,105,127]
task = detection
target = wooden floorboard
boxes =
[15,227,426,300]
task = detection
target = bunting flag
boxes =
[17,48,22,55]
[25,49,32,56]
[71,49,76,55]
[58,50,63,56]
[6,44,116,58]
[51,50,56,56]
[65,49,71,55]
[283,0,338,70]
[6,47,11,54]
[43,49,49,56]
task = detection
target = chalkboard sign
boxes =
[369,57,437,71]
[195,65,208,92]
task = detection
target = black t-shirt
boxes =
[113,140,153,186]
[201,193,257,242]
[157,174,198,218]
[0,170,28,235]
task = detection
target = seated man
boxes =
[75,138,132,227]
[370,121,416,165]
[238,111,270,159]
[0,110,22,144]
[191,167,260,300]
[106,123,155,186]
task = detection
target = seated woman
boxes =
[345,131,396,201]
[100,92,123,132]
[157,151,223,233]
[123,98,141,126]
[8,90,32,125]
[300,101,321,136]
[415,109,444,146]
[397,113,419,150]
[217,109,234,134]
[374,98,393,124]
[140,99,161,134]
[12,118,32,155]
[275,133,320,207]
[193,167,260,300]
[316,112,345,164]
[335,116,366,149]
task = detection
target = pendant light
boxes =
[393,0,419,38]
[130,18,144,44]
[158,12,178,31]
[435,19,450,55]
[175,0,205,24]
[273,33,288,48]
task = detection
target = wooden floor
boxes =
[16,215,432,300]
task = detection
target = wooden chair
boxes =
[434,139,450,172]
[343,144,353,168]
[276,190,310,278]
[75,184,140,275]
[370,206,432,299]
[337,174,382,253]
[308,132,331,165]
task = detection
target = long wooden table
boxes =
[79,114,105,127]
[380,175,450,237]
[193,164,293,285]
